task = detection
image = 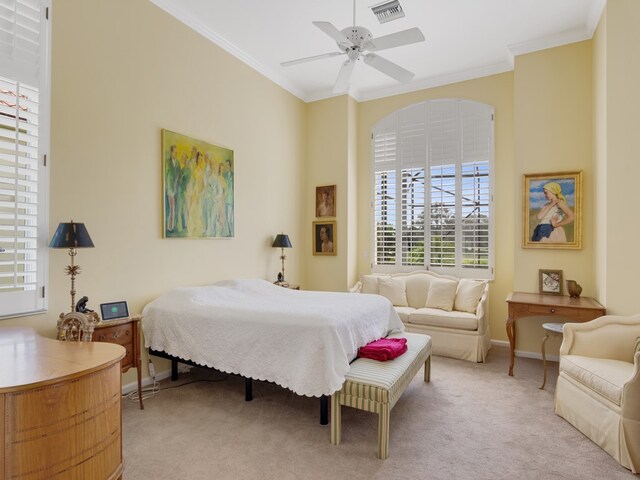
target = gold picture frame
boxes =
[539,269,563,295]
[315,185,336,217]
[312,221,336,256]
[523,171,582,249]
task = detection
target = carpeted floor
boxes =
[122,346,635,479]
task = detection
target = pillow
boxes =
[361,274,383,294]
[454,279,488,314]
[635,337,640,357]
[378,277,408,307]
[425,278,458,312]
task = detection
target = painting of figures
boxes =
[162,129,234,238]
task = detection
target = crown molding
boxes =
[507,26,592,58]
[354,61,514,103]
[586,0,607,37]
[149,0,308,101]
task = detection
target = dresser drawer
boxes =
[93,323,133,347]
[121,343,133,369]
[525,304,601,320]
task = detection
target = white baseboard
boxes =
[491,339,559,362]
[122,368,172,395]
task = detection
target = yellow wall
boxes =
[354,73,515,346]
[594,0,640,315]
[512,41,594,353]
[305,96,349,291]
[3,0,307,382]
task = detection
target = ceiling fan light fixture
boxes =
[370,0,405,24]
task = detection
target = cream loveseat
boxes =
[554,314,640,473]
[350,270,490,362]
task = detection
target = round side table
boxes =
[539,322,564,389]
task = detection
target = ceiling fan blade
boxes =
[281,51,345,67]
[333,58,356,93]
[313,21,353,48]
[363,53,414,83]
[365,27,425,52]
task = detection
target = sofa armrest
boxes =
[560,314,640,362]
[475,284,489,334]
[622,352,640,422]
[349,281,362,294]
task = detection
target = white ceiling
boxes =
[150,0,606,103]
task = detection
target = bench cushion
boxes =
[342,332,431,409]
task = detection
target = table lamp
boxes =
[272,233,292,283]
[49,221,95,313]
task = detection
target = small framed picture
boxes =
[315,185,336,217]
[313,221,336,256]
[100,301,130,321]
[539,270,563,295]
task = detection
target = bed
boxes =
[142,279,404,420]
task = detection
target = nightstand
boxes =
[92,316,144,409]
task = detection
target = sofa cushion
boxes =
[378,277,408,307]
[560,355,634,406]
[425,278,458,312]
[393,306,413,323]
[407,307,478,331]
[361,274,385,294]
[635,336,640,356]
[454,279,487,313]
[404,274,432,309]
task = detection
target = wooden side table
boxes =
[505,292,605,376]
[92,316,144,409]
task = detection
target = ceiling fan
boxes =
[281,0,425,94]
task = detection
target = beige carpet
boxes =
[122,346,635,480]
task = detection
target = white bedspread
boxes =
[142,279,404,397]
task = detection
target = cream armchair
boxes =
[554,314,640,473]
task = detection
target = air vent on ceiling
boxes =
[369,0,404,24]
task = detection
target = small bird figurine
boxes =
[566,280,582,298]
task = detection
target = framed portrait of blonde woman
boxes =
[312,221,336,256]
[523,171,582,249]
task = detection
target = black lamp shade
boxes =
[272,234,292,249]
[49,222,95,249]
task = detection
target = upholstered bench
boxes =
[330,332,432,459]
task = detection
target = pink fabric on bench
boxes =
[357,337,407,361]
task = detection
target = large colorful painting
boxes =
[523,171,581,249]
[162,129,234,238]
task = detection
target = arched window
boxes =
[372,99,494,279]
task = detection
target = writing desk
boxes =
[505,292,605,376]
[0,327,125,479]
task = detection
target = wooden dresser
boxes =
[0,327,125,480]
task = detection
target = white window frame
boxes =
[371,98,495,280]
[0,0,51,318]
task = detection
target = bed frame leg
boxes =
[171,358,178,381]
[245,378,253,401]
[320,395,328,425]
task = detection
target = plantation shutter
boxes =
[0,0,48,318]
[373,116,397,265]
[371,99,494,279]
